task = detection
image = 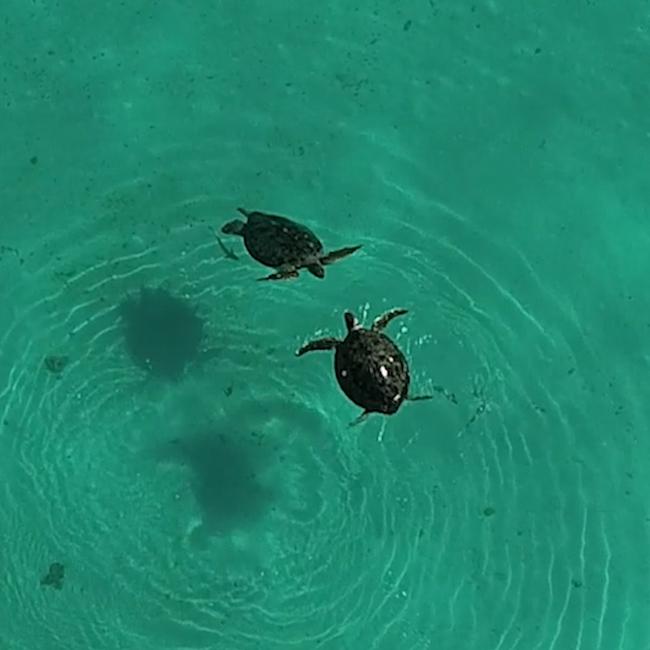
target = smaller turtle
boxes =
[220,207,362,281]
[296,308,432,425]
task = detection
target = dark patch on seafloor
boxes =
[40,562,65,589]
[43,354,69,375]
[119,286,205,381]
[155,428,276,539]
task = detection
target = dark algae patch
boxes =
[40,562,64,590]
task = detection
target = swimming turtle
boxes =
[220,207,362,281]
[296,308,432,425]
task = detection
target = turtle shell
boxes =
[243,212,323,269]
[334,329,410,414]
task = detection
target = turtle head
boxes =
[344,311,360,332]
[221,219,245,236]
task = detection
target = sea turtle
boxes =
[296,308,432,425]
[220,207,362,281]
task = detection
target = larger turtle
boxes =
[220,207,362,281]
[296,308,432,425]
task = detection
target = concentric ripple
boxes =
[3,0,649,645]
[302,154,649,649]
[2,163,649,650]
[0,177,442,650]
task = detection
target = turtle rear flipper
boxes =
[216,236,238,260]
[349,410,371,427]
[221,219,246,236]
[408,385,458,404]
[407,394,433,402]
[306,262,325,278]
[320,244,362,266]
[307,245,361,277]
[257,268,300,281]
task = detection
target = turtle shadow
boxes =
[118,286,206,381]
[155,427,276,539]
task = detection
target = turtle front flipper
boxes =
[257,268,300,281]
[319,244,362,266]
[372,308,408,331]
[295,337,340,356]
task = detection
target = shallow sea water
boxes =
[1,1,650,649]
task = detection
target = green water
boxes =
[2,1,649,648]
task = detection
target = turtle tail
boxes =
[221,219,245,236]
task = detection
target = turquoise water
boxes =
[2,1,650,648]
